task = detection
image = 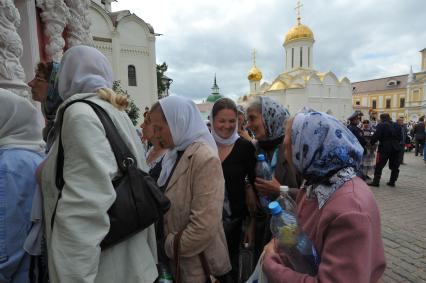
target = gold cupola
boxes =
[247,49,263,81]
[284,0,314,45]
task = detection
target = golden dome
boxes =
[284,23,314,45]
[269,81,287,91]
[248,65,263,81]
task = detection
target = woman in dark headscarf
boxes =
[262,109,386,283]
[246,96,301,260]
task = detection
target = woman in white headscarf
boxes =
[0,90,44,282]
[210,98,256,282]
[149,96,231,283]
[39,46,158,283]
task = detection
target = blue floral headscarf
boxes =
[291,109,364,208]
[291,109,363,180]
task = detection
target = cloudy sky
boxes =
[112,0,426,102]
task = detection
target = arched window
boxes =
[128,65,137,86]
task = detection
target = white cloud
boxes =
[112,0,426,100]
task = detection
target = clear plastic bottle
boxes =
[269,201,319,276]
[157,263,173,283]
[276,185,296,214]
[255,154,272,207]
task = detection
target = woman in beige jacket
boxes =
[149,96,231,283]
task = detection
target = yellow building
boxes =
[352,48,426,122]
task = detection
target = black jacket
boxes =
[370,121,403,152]
[348,124,367,149]
[411,122,426,140]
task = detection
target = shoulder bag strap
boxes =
[51,99,136,229]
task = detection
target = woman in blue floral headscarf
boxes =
[262,109,386,283]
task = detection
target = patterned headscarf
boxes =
[261,97,290,140]
[291,109,363,179]
[291,109,364,208]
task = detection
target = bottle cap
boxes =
[279,186,289,193]
[257,154,266,161]
[268,201,282,215]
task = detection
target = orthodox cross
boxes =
[252,49,257,65]
[295,0,303,23]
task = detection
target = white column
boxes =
[64,0,94,48]
[15,0,40,82]
[148,34,158,105]
[36,0,69,62]
[0,0,29,97]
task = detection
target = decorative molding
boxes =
[93,42,113,54]
[64,0,94,48]
[0,0,29,97]
[120,46,150,56]
[36,0,69,62]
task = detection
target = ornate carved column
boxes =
[0,0,29,97]
[36,0,69,62]
[64,0,93,48]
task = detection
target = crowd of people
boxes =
[1,45,392,283]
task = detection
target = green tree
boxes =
[112,80,140,125]
[157,62,171,99]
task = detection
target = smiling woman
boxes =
[210,98,257,282]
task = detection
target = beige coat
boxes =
[40,93,158,283]
[163,142,231,283]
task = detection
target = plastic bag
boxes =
[246,251,269,283]
[238,245,255,283]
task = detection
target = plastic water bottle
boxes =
[269,201,319,275]
[157,263,173,283]
[255,154,272,207]
[277,185,296,213]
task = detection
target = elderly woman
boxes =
[263,109,386,283]
[0,90,44,282]
[39,46,157,283]
[246,96,301,260]
[28,61,62,150]
[149,96,231,283]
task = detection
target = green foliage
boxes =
[157,62,171,99]
[112,80,140,125]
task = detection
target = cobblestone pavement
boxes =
[370,151,426,282]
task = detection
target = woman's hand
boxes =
[238,129,253,142]
[245,184,260,214]
[255,176,280,198]
[243,218,256,248]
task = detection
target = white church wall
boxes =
[117,19,149,46]
[89,6,113,38]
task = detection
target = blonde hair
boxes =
[96,88,129,111]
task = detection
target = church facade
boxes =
[90,0,158,114]
[239,4,353,121]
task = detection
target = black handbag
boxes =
[51,99,170,250]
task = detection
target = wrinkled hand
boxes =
[264,239,277,257]
[238,130,253,142]
[255,176,280,198]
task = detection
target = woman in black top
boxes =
[211,98,257,282]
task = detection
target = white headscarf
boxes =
[157,96,218,187]
[210,107,239,146]
[0,89,44,152]
[58,45,113,100]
